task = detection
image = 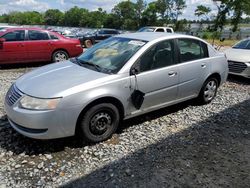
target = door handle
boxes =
[18,43,24,47]
[201,63,206,68]
[168,71,177,76]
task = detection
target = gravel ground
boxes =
[0,66,249,187]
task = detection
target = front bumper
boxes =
[4,94,80,140]
[228,61,250,78]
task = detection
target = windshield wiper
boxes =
[75,58,101,72]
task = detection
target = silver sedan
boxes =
[224,38,250,78]
[5,33,228,143]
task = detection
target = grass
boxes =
[206,39,239,47]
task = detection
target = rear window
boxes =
[178,39,208,62]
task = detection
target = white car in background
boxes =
[0,25,17,31]
[138,26,174,33]
[224,38,250,78]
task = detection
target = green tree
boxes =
[141,2,158,26]
[44,9,64,26]
[135,0,147,27]
[112,1,137,30]
[195,5,211,20]
[64,6,87,27]
[213,0,250,32]
[195,5,211,31]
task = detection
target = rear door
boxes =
[131,39,179,109]
[176,38,210,99]
[0,30,27,64]
[25,30,54,62]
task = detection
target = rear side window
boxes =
[166,29,172,33]
[49,33,59,39]
[178,39,208,62]
[2,30,25,42]
[28,30,49,40]
[155,28,165,32]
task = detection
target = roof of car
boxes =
[3,27,46,32]
[116,32,193,42]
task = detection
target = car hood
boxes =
[224,48,250,62]
[16,61,110,98]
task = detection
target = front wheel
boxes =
[198,77,218,104]
[79,103,120,143]
[52,50,68,62]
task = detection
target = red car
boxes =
[0,28,83,64]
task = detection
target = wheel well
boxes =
[207,73,221,86]
[51,49,69,60]
[75,97,124,133]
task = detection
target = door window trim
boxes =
[130,39,178,75]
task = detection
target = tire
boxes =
[79,103,120,143]
[197,77,218,104]
[52,50,69,62]
[84,40,93,48]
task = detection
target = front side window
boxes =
[137,40,175,73]
[49,33,59,40]
[2,30,25,42]
[76,37,147,74]
[28,30,49,40]
[178,39,208,62]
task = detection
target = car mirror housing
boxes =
[0,38,6,43]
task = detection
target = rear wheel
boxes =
[52,50,68,62]
[198,77,218,104]
[84,40,93,48]
[79,103,120,143]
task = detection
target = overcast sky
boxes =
[0,0,218,20]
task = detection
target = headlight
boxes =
[19,95,61,110]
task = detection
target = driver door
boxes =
[0,30,27,64]
[131,39,179,110]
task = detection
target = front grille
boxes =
[228,61,247,73]
[6,84,23,106]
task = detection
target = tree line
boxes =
[0,0,249,32]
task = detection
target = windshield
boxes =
[232,39,250,49]
[138,27,154,32]
[76,37,147,74]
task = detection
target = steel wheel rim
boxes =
[89,111,112,136]
[55,52,67,62]
[204,80,217,101]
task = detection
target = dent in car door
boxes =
[0,30,27,64]
[177,38,210,99]
[131,39,179,110]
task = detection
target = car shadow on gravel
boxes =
[62,99,250,188]
[0,62,50,70]
[227,75,250,85]
[0,100,194,156]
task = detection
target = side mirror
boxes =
[0,38,6,43]
[130,67,139,76]
[0,38,5,49]
[220,38,225,42]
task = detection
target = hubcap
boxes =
[204,80,217,101]
[55,52,67,62]
[90,112,112,135]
